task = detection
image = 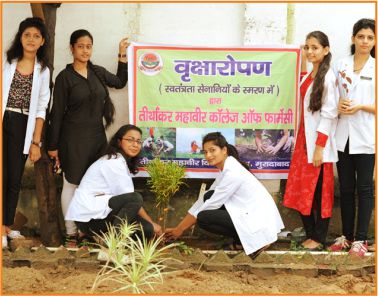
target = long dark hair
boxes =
[105,124,142,174]
[306,31,332,113]
[6,17,49,69]
[202,132,250,171]
[70,29,115,129]
[351,18,375,58]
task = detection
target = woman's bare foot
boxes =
[301,238,312,248]
[304,239,322,249]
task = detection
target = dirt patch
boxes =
[2,265,375,294]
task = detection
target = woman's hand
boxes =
[152,222,163,236]
[256,141,265,154]
[164,227,184,240]
[312,145,323,167]
[48,150,60,168]
[265,145,279,155]
[29,144,41,163]
[343,104,362,115]
[118,37,130,62]
[338,98,363,115]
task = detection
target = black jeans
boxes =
[300,167,330,245]
[337,143,375,241]
[76,192,154,240]
[2,111,28,226]
[196,190,241,244]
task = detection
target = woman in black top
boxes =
[47,29,129,247]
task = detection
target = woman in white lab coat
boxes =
[329,19,375,257]
[65,124,162,243]
[2,17,50,249]
[283,31,339,250]
[165,132,284,257]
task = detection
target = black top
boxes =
[47,61,128,184]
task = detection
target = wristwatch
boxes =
[31,140,42,148]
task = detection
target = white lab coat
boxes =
[188,156,284,255]
[301,69,339,163]
[333,55,375,154]
[2,58,50,154]
[65,153,134,222]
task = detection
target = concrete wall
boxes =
[139,3,244,46]
[245,3,375,68]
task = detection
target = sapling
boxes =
[146,158,186,229]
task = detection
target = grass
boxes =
[92,219,175,294]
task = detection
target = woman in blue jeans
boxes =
[330,18,375,257]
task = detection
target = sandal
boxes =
[64,234,78,248]
[78,234,96,249]
[250,244,271,260]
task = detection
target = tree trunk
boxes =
[280,3,296,199]
[31,3,62,246]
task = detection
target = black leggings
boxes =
[196,190,241,244]
[2,111,28,226]
[299,166,330,245]
[76,192,154,240]
[337,142,375,241]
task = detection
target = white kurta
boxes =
[333,55,375,154]
[2,58,50,154]
[189,156,284,255]
[65,153,134,222]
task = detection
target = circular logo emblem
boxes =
[138,52,163,76]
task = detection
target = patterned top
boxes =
[6,69,33,110]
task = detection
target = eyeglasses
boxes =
[122,138,142,145]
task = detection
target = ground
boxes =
[2,264,376,294]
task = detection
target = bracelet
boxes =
[118,53,127,58]
[31,140,42,148]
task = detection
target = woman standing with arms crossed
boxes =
[47,29,129,247]
[2,17,50,249]
[329,19,375,257]
[283,31,339,250]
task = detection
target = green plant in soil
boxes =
[290,240,305,251]
[173,241,195,255]
[92,219,174,294]
[146,158,186,229]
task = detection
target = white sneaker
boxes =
[7,230,25,239]
[2,235,8,249]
